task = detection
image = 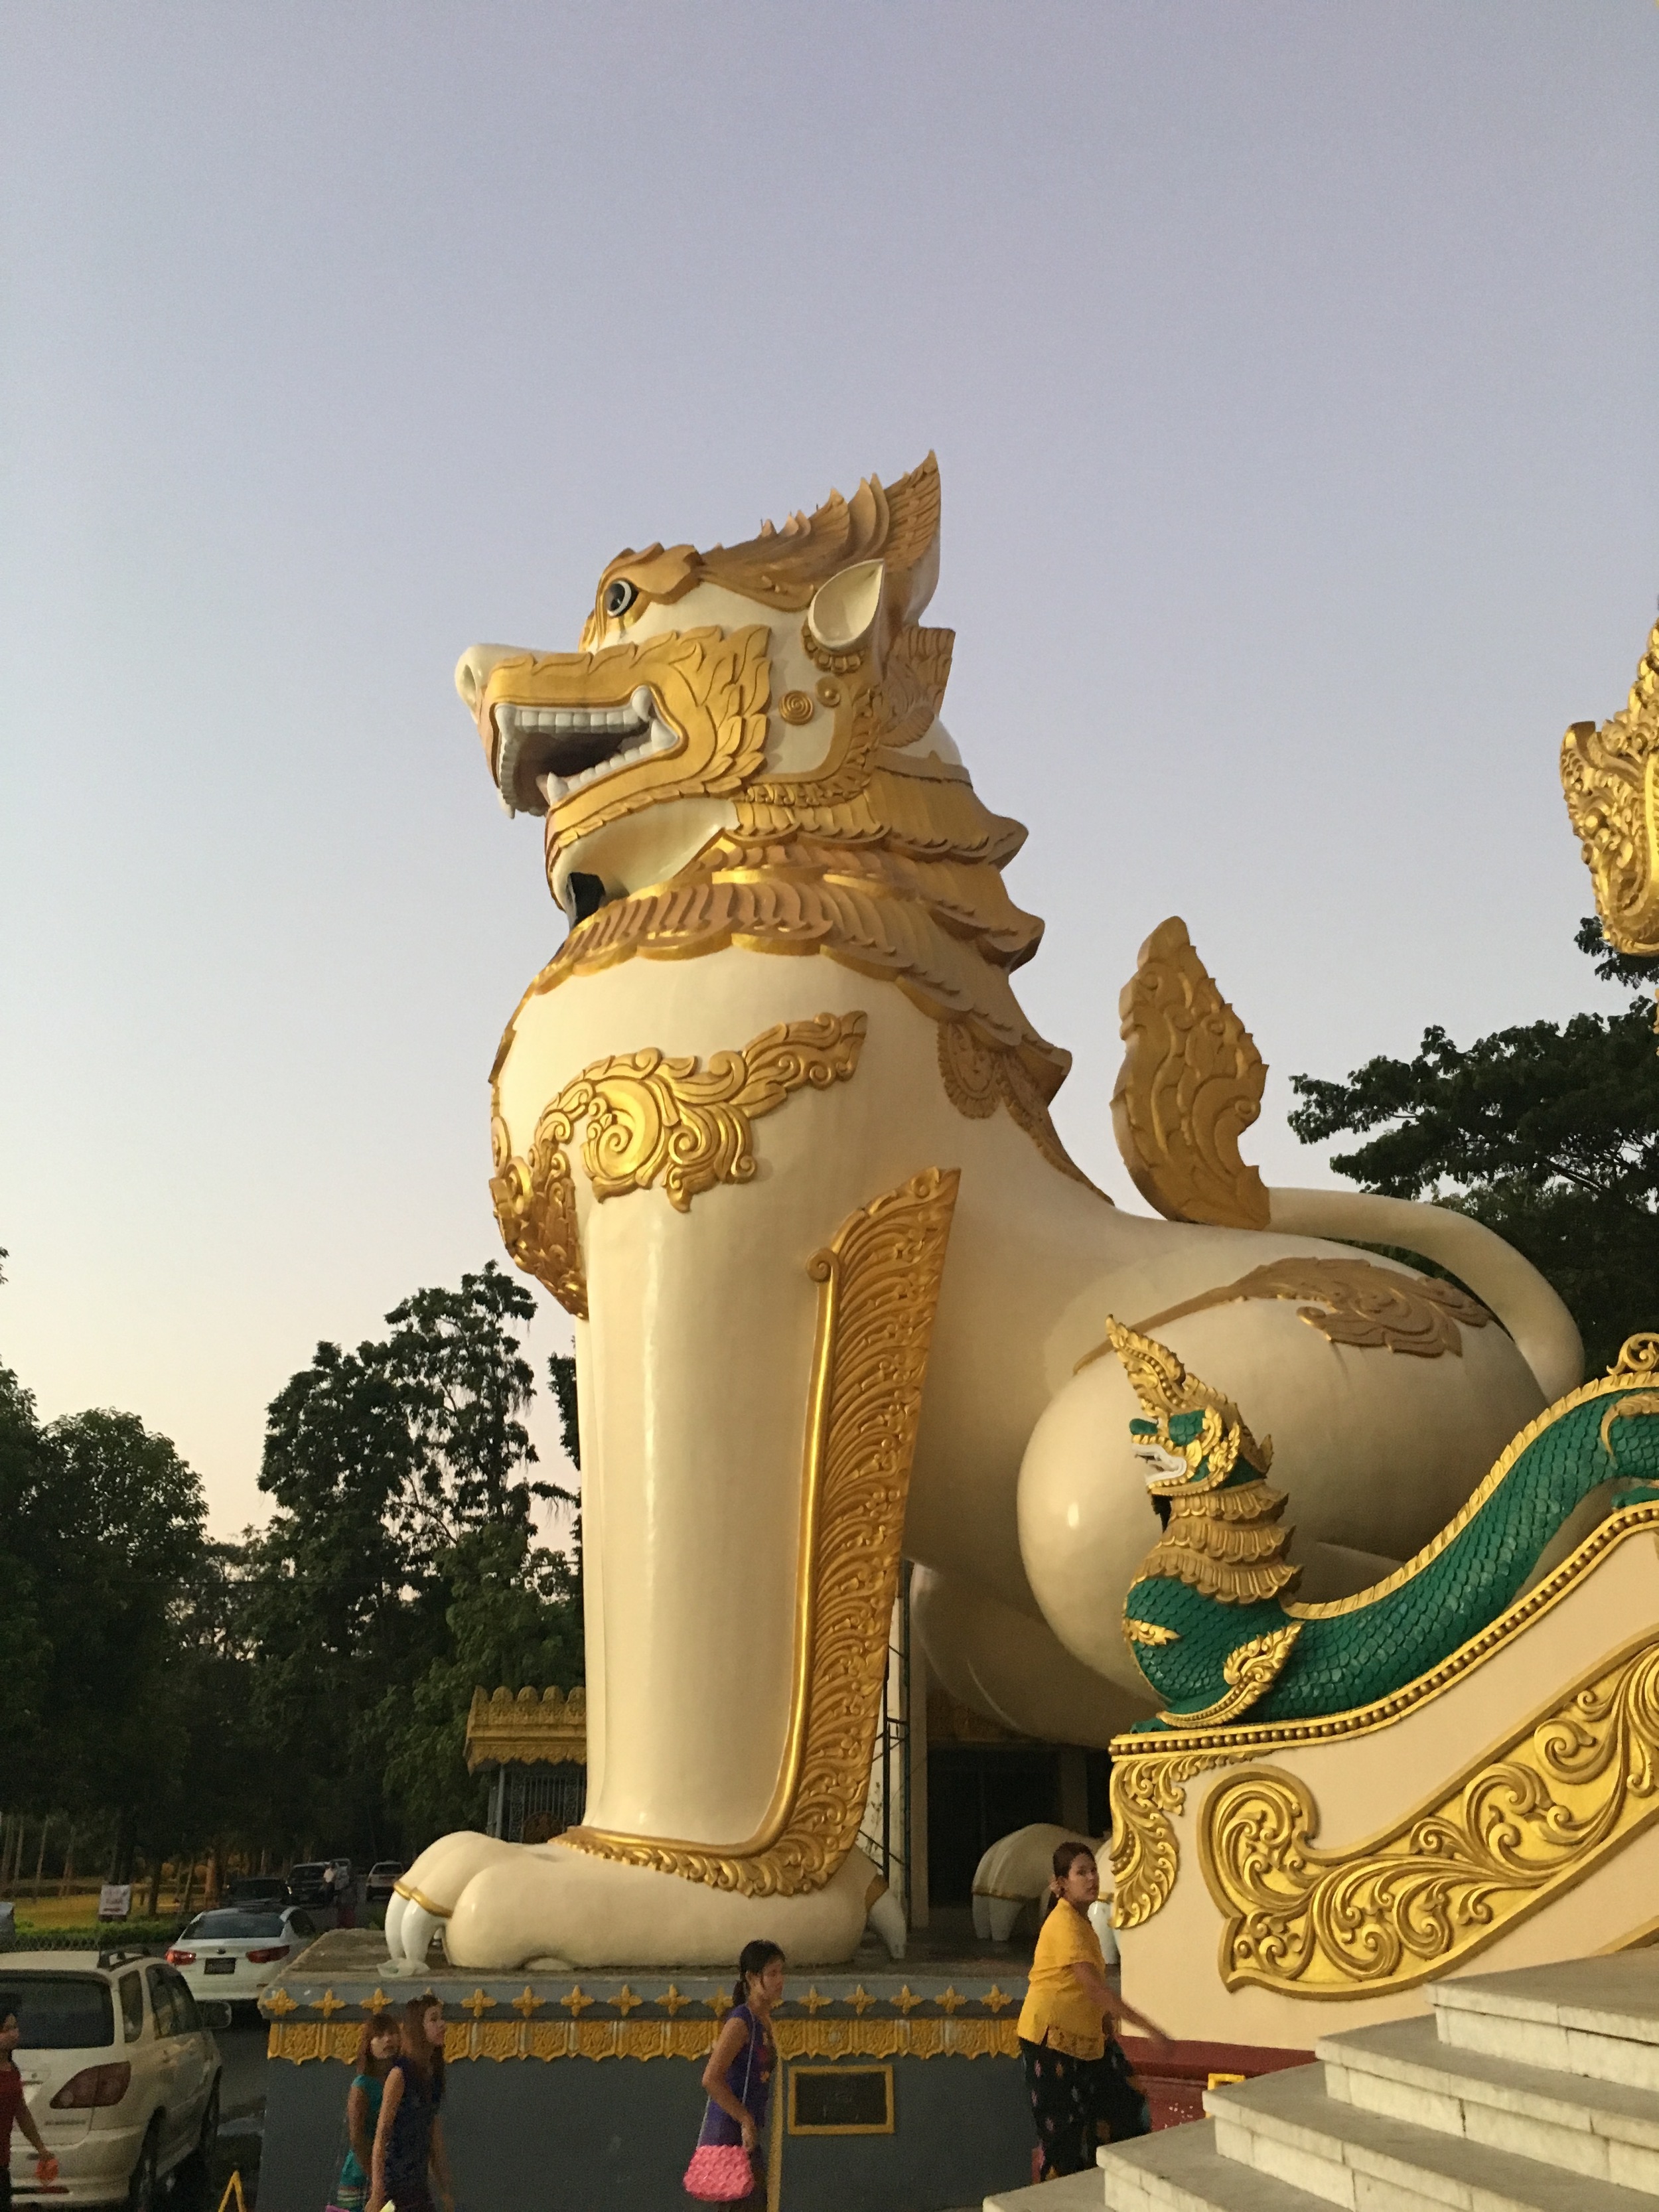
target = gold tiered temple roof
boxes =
[463,1684,587,1773]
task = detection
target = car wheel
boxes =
[196,2079,220,2166]
[125,2120,160,2212]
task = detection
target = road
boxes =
[216,2017,270,2120]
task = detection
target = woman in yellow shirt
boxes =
[1016,1840,1169,2179]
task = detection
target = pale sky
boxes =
[4,3,1656,1534]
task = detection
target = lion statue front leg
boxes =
[396,974,960,1970]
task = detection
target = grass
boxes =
[15,1891,191,1932]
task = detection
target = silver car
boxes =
[0,1951,219,2209]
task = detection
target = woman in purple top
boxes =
[693,1940,782,2204]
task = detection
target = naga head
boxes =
[456,455,956,922]
[1106,1318,1273,1498]
[1108,1319,1301,1723]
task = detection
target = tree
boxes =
[0,1357,52,1781]
[1289,919,1659,1374]
[376,1522,583,1840]
[247,1265,583,1857]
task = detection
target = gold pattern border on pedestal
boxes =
[1109,1751,1249,1929]
[489,1012,867,1319]
[267,2015,1017,2065]
[1105,1495,1659,1929]
[561,1167,960,1896]
[1200,1627,1659,1998]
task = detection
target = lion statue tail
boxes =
[1114,917,1585,1406]
[1265,1185,1582,1402]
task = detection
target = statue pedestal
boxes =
[259,1934,1034,2211]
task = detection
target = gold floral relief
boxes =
[1131,1256,1492,1361]
[490,1111,587,1319]
[563,1012,867,1211]
[936,1019,1102,1193]
[1108,1749,1247,1929]
[563,1167,960,1896]
[1561,615,1659,956]
[488,1014,867,1318]
[1201,1631,1659,1996]
[1161,1623,1302,1730]
[1112,917,1269,1231]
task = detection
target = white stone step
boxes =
[1205,2059,1659,2209]
[1094,2118,1347,2211]
[1318,2014,1659,2193]
[1434,1957,1659,2092]
[981,2168,1101,2211]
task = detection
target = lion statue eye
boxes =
[603,577,638,619]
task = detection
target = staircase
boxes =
[985,1953,1659,2209]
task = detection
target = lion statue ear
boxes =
[806,559,888,656]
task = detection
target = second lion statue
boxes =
[388,455,1579,1970]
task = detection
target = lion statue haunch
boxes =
[971,1824,1117,1960]
[392,454,1582,1971]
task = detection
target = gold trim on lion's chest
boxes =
[488,1013,867,1321]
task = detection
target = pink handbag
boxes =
[682,2009,761,2201]
[682,2142,756,2202]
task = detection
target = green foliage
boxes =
[1290,919,1659,1374]
[0,1359,52,1777]
[1,1255,583,1870]
[376,1522,582,1839]
[0,1375,218,1873]
[244,1263,582,1856]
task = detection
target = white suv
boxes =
[0,1952,220,2209]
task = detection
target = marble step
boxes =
[981,2167,1102,2211]
[1434,1957,1659,2092]
[1204,2060,1659,2209]
[1094,2118,1346,2211]
[1319,2014,1659,2193]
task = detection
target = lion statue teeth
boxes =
[388,454,1581,1972]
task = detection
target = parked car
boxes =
[364,1861,406,1905]
[0,1949,219,2209]
[165,1909,319,2009]
[283,1862,334,1907]
[224,1875,287,1910]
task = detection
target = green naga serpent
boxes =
[1108,1319,1659,1733]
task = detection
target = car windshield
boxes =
[184,1912,287,1938]
[0,1975,115,2049]
[289,1865,325,1880]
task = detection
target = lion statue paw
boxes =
[387,1834,895,1972]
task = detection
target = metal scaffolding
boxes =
[858,1570,912,1919]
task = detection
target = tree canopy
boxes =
[1289,920,1659,1373]
[1,1257,583,1876]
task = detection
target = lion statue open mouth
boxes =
[386,455,1579,1972]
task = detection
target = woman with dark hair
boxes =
[685,1939,783,2204]
[367,1996,453,2212]
[1016,1840,1169,2181]
[332,2008,399,2212]
[0,1998,57,2212]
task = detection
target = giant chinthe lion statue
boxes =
[387,455,1581,1970]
